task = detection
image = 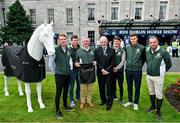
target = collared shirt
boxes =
[71,44,79,49]
[62,47,66,53]
[102,46,107,55]
[114,47,120,52]
[131,43,138,48]
[151,46,160,54]
[82,46,90,51]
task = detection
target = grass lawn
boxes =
[0,73,179,122]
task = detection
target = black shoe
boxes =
[56,111,64,119]
[156,98,163,120]
[99,102,106,106]
[156,110,162,120]
[146,106,156,113]
[63,106,75,112]
[76,98,80,102]
[106,106,111,111]
[113,96,118,101]
[113,98,118,101]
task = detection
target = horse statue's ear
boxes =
[50,20,54,26]
[44,19,47,27]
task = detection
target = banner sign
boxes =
[102,29,180,36]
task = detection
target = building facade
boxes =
[0,0,180,45]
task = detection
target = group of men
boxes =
[49,32,172,120]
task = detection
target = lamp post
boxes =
[98,15,105,24]
[175,14,180,19]
[2,8,5,26]
[150,14,159,21]
[150,15,160,29]
[126,15,129,19]
[78,1,81,42]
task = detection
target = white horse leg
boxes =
[17,79,24,96]
[25,83,33,112]
[4,76,9,96]
[36,82,45,109]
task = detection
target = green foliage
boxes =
[0,0,33,45]
[0,73,179,122]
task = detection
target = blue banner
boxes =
[102,29,180,36]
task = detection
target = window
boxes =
[111,2,119,20]
[66,8,73,24]
[48,9,54,24]
[135,2,143,20]
[29,9,36,25]
[159,1,168,20]
[88,31,95,43]
[67,32,73,43]
[88,3,95,21]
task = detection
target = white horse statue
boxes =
[2,20,55,112]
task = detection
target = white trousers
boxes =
[146,75,164,99]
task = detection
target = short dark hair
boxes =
[130,32,138,38]
[59,33,67,38]
[113,36,121,41]
[71,35,78,41]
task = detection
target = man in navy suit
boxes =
[95,36,115,111]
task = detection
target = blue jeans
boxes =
[69,69,80,101]
[125,69,142,104]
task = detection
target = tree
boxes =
[0,0,33,46]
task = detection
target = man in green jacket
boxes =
[75,37,96,109]
[49,34,74,119]
[146,36,172,119]
[112,36,126,104]
[124,32,146,110]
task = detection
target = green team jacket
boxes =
[125,43,146,71]
[146,46,172,76]
[76,47,95,64]
[54,46,71,75]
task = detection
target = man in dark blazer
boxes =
[95,36,115,111]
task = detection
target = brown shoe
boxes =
[80,102,84,109]
[88,102,94,108]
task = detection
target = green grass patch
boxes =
[0,73,179,122]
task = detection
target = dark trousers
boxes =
[125,69,142,104]
[97,74,113,106]
[69,69,80,101]
[55,74,70,112]
[172,49,179,57]
[112,71,124,100]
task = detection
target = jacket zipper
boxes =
[87,50,89,63]
[131,47,133,71]
[150,52,154,75]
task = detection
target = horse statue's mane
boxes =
[29,24,44,44]
[27,24,45,61]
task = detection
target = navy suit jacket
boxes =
[95,46,115,76]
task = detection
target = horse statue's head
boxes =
[39,20,55,56]
[28,20,55,61]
